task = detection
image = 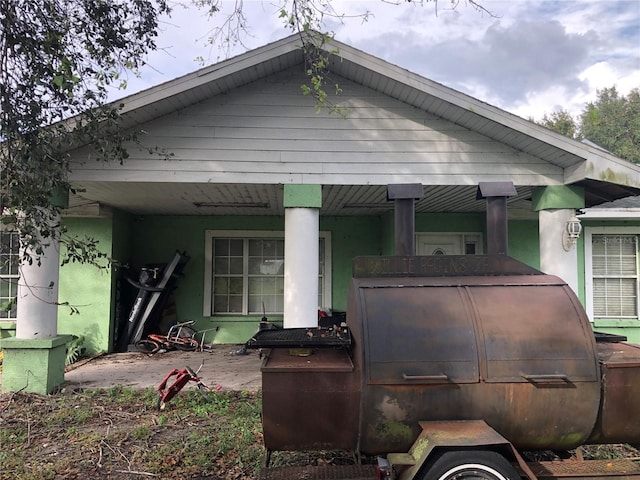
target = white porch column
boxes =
[16,218,61,338]
[1,200,70,394]
[533,186,585,296]
[539,209,579,294]
[283,184,322,329]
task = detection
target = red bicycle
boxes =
[135,320,199,353]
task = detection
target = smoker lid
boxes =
[245,326,352,349]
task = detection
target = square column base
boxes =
[0,335,72,394]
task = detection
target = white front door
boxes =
[416,233,483,256]
[417,234,463,255]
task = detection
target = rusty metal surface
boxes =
[348,271,601,454]
[528,459,640,477]
[258,465,377,480]
[261,348,360,451]
[262,253,639,457]
[416,420,510,445]
[476,182,517,256]
[588,342,640,444]
[351,255,543,278]
[387,184,424,256]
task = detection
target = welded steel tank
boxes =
[259,182,640,455]
[347,254,639,454]
[260,254,640,455]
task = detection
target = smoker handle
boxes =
[521,373,571,384]
[402,373,449,382]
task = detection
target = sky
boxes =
[117,0,640,121]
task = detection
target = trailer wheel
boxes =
[421,450,520,480]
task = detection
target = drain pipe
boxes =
[476,182,517,255]
[387,184,424,256]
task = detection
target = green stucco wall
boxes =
[58,217,114,353]
[128,216,285,343]
[53,210,638,347]
[508,220,541,269]
[124,215,386,342]
[320,216,383,311]
[116,213,543,344]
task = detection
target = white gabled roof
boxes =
[107,32,639,206]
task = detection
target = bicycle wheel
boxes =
[174,338,199,351]
[135,339,161,354]
[177,326,197,339]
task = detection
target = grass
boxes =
[1,386,638,479]
[0,386,264,480]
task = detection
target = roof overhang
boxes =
[65,32,640,214]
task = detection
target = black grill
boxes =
[245,326,352,349]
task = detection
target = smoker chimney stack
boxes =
[387,184,424,256]
[476,182,517,255]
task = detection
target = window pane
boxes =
[229,239,243,256]
[229,277,243,294]
[228,295,242,312]
[210,234,326,315]
[0,254,9,275]
[0,232,19,319]
[229,257,243,275]
[214,257,229,275]
[213,295,229,313]
[0,278,17,319]
[214,239,229,256]
[592,234,639,319]
[248,276,282,314]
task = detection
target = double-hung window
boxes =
[204,231,331,316]
[585,227,639,321]
[0,230,19,320]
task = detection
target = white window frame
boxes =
[584,226,640,322]
[0,227,19,320]
[203,230,332,316]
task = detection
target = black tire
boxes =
[421,450,520,480]
[135,339,161,354]
[173,338,199,351]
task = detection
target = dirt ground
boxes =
[63,346,263,391]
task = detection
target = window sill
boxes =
[593,319,640,328]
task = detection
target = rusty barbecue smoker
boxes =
[250,183,640,480]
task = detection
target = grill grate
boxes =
[258,465,376,480]
[246,327,352,349]
[528,458,640,476]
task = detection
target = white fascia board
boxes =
[115,36,303,114]
[579,209,640,220]
[564,151,640,189]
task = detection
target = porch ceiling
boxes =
[67,183,538,219]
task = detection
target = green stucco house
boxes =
[2,33,640,366]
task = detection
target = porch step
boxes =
[258,465,377,480]
[528,458,640,478]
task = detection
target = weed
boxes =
[131,425,150,440]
